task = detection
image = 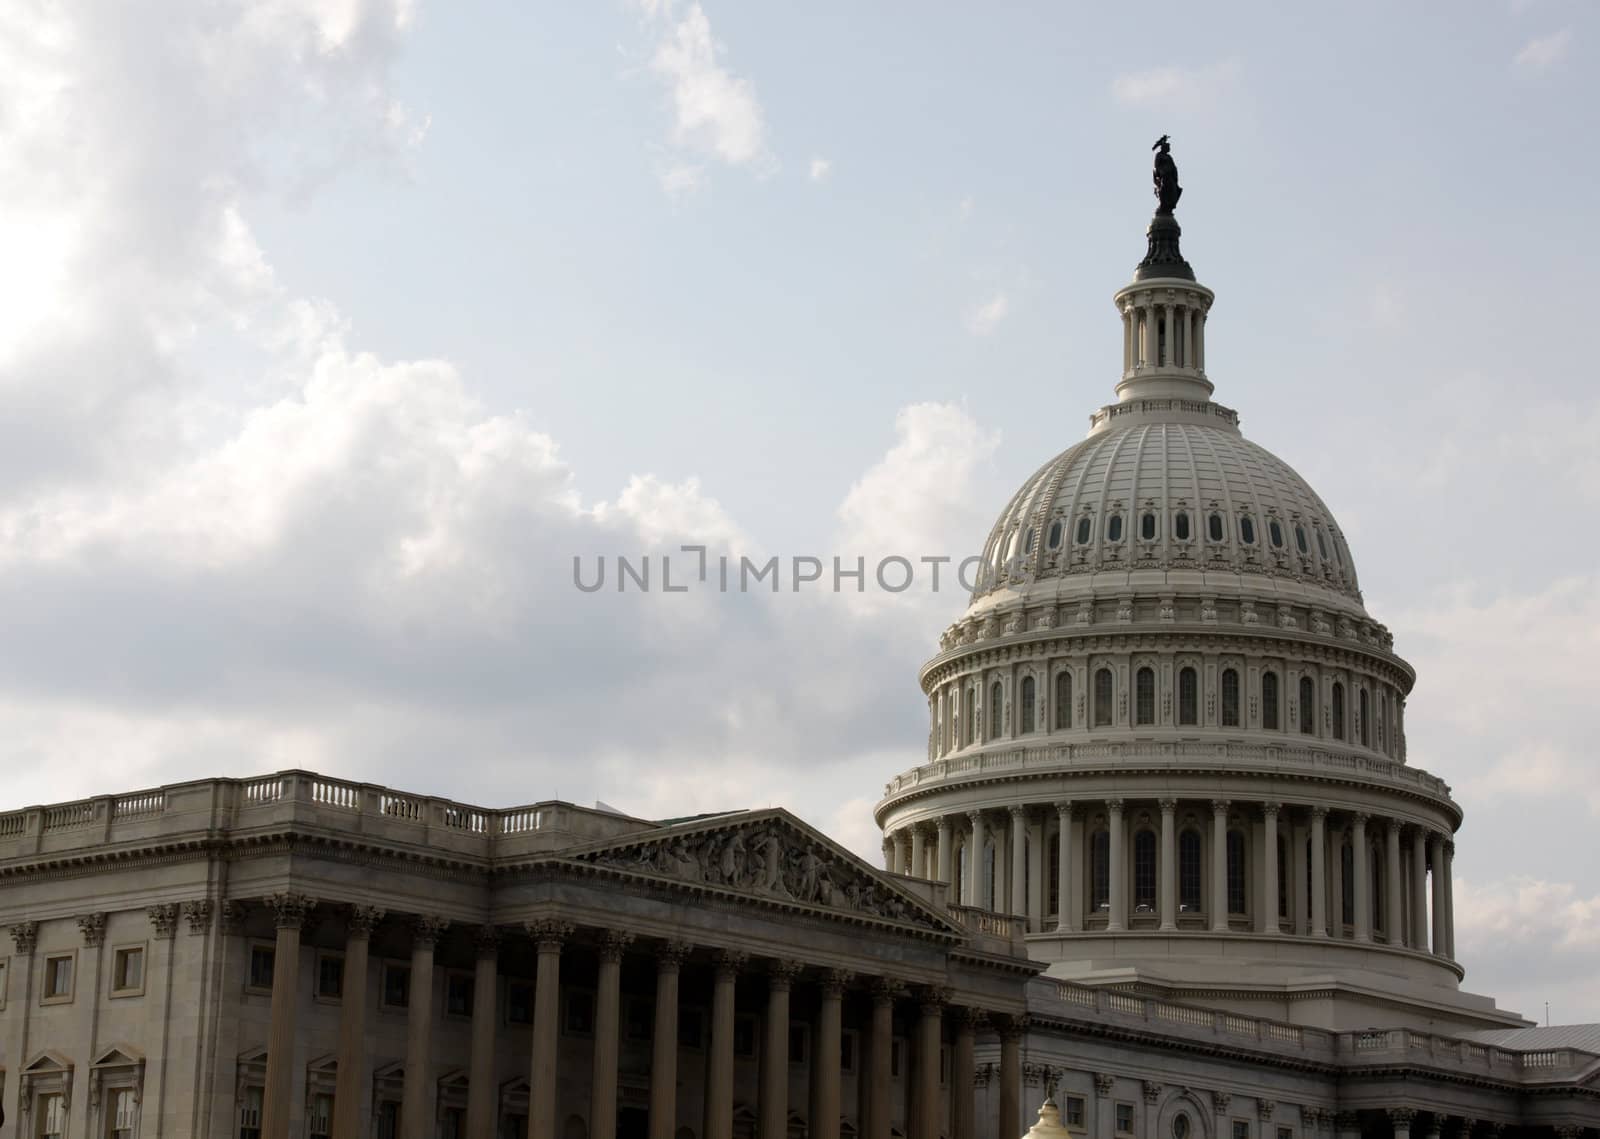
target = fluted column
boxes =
[1106,799,1125,932]
[527,919,575,1139]
[812,969,851,1139]
[1008,807,1027,919]
[967,811,986,909]
[936,818,953,885]
[1210,800,1230,931]
[402,915,449,1139]
[760,961,803,1139]
[1410,827,1429,949]
[1310,808,1328,937]
[1261,803,1280,934]
[910,826,927,880]
[1330,820,1346,938]
[952,1010,979,1139]
[648,941,691,1139]
[466,925,502,1139]
[1352,814,1371,942]
[1055,802,1075,933]
[261,892,316,1139]
[1429,832,1448,957]
[705,950,747,1139]
[998,1019,1024,1139]
[592,930,635,1139]
[867,979,901,1139]
[1158,799,1177,931]
[1385,821,1404,945]
[915,988,946,1139]
[1442,839,1456,958]
[333,905,384,1139]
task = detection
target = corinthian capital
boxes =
[263,892,317,930]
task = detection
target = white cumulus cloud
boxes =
[1514,29,1572,69]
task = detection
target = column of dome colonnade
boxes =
[882,804,1456,959]
[231,896,1024,1139]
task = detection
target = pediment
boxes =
[25,1051,72,1073]
[92,1046,142,1068]
[438,1068,469,1089]
[561,809,961,936]
[306,1053,337,1074]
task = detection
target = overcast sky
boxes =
[0,0,1595,1023]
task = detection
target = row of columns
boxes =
[1121,299,1206,374]
[253,896,1026,1139]
[886,801,1456,958]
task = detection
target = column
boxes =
[952,1011,979,1139]
[1385,821,1404,945]
[1197,312,1206,372]
[1410,827,1430,950]
[402,915,449,1139]
[1261,803,1280,934]
[1389,1109,1416,1139]
[1122,309,1132,372]
[1352,814,1371,942]
[587,930,633,1139]
[998,1019,1023,1139]
[1106,800,1126,932]
[332,906,384,1137]
[1185,309,1196,369]
[527,919,574,1139]
[760,961,803,1139]
[1055,803,1075,933]
[261,893,316,1139]
[1310,808,1328,937]
[1210,800,1230,932]
[867,980,900,1139]
[1443,839,1456,959]
[910,826,927,880]
[647,942,691,1139]
[1429,832,1448,957]
[1158,799,1177,931]
[967,811,986,909]
[466,925,501,1139]
[1143,305,1157,367]
[893,832,909,875]
[705,950,747,1139]
[915,988,946,1139]
[1329,820,1346,938]
[936,818,954,885]
[812,969,851,1139]
[1009,807,1027,919]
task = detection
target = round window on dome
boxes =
[1076,518,1092,545]
[1048,521,1062,549]
[1207,513,1224,542]
[1174,512,1191,541]
[1269,520,1284,548]
[1108,515,1124,542]
[1140,512,1156,540]
[1295,525,1309,554]
[1239,516,1256,545]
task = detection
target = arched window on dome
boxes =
[1090,829,1110,912]
[1140,512,1157,541]
[1135,667,1155,726]
[1107,515,1124,543]
[1298,676,1315,735]
[1262,671,1280,731]
[1295,525,1309,555]
[1174,512,1191,541]
[1048,521,1063,550]
[1178,829,1202,911]
[1277,835,1290,919]
[1094,668,1114,727]
[1221,668,1240,727]
[1054,672,1072,730]
[1023,528,1036,555]
[1208,513,1224,542]
[1332,682,1346,741]
[962,684,975,747]
[1226,830,1248,915]
[1134,829,1157,911]
[1075,518,1092,545]
[1178,667,1198,726]
[1239,515,1256,545]
[990,681,1004,740]
[1269,519,1285,548]
[1359,688,1371,747]
[1020,676,1036,734]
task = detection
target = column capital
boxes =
[1007,804,1026,821]
[1094,1074,1116,1098]
[348,904,386,939]
[1256,1099,1277,1121]
[967,809,985,825]
[596,929,635,964]
[1444,838,1456,857]
[870,976,907,1006]
[1106,797,1125,813]
[220,899,244,934]
[1212,1091,1232,1113]
[147,903,179,940]
[1311,806,1329,821]
[412,914,451,947]
[919,985,952,1014]
[767,958,805,990]
[1351,812,1371,827]
[263,892,317,930]
[1054,800,1074,817]
[936,816,954,833]
[1210,798,1231,815]
[474,923,503,958]
[818,967,854,997]
[77,912,108,947]
[1142,1081,1163,1105]
[182,898,214,936]
[8,920,39,956]
[1388,816,1406,836]
[998,1013,1031,1040]
[655,939,694,971]
[713,947,749,979]
[1552,1128,1581,1139]
[1158,798,1178,813]
[1388,1109,1417,1126]
[1261,801,1282,819]
[959,1007,989,1032]
[524,918,576,951]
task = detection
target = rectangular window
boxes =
[1233,1122,1251,1139]
[111,945,145,995]
[307,1092,333,1139]
[238,1086,264,1139]
[39,1093,67,1139]
[1065,1097,1086,1128]
[247,945,274,991]
[733,1014,756,1058]
[1116,1104,1134,1135]
[376,1101,400,1139]
[499,1116,527,1139]
[439,1107,465,1139]
[625,997,653,1041]
[678,1006,704,1049]
[447,972,475,1020]
[111,1087,138,1138]
[382,963,411,1010]
[43,954,74,1001]
[506,981,533,1024]
[1278,1129,1294,1139]
[564,989,595,1036]
[317,954,344,1000]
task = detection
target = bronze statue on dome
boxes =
[1153,134,1182,216]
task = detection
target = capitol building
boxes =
[1,154,1596,1139]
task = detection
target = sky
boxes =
[0,0,1596,1022]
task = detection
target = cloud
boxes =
[964,292,1010,335]
[809,156,831,182]
[1514,29,1572,69]
[639,2,772,190]
[1111,60,1241,112]
[1455,875,1600,1021]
